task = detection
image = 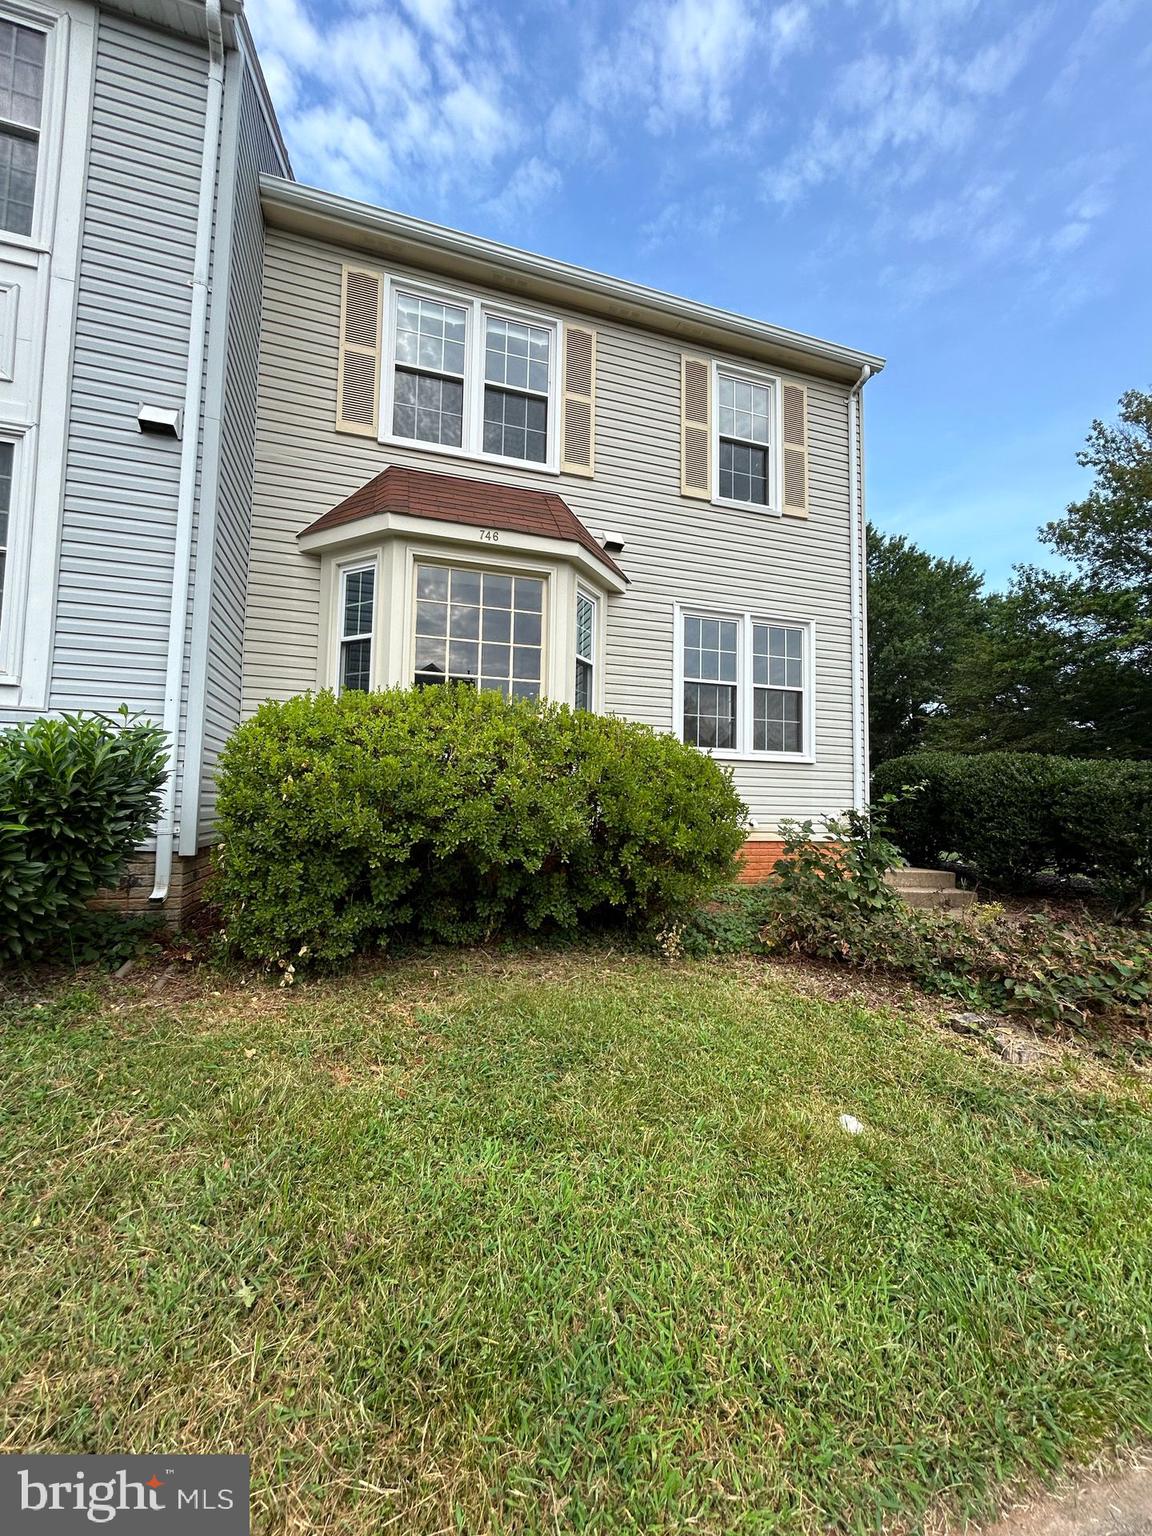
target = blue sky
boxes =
[246,0,1152,589]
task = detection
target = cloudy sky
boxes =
[246,0,1151,587]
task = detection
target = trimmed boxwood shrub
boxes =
[872,752,1152,911]
[213,687,748,966]
[1,710,168,963]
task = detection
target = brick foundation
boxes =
[736,838,787,884]
[89,848,214,926]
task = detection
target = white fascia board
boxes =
[297,511,629,593]
[259,177,886,385]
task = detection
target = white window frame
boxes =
[0,421,29,680]
[711,360,784,516]
[574,586,598,711]
[379,274,562,475]
[0,0,66,254]
[672,603,815,763]
[333,557,378,694]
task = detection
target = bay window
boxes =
[575,590,596,710]
[338,564,374,693]
[678,607,812,758]
[413,562,544,698]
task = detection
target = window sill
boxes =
[379,433,562,479]
[710,497,783,517]
[705,749,814,765]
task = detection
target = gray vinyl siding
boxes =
[49,12,207,717]
[245,230,860,829]
[190,61,284,842]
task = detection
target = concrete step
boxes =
[899,887,978,913]
[884,867,958,892]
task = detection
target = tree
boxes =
[934,389,1152,758]
[866,524,985,764]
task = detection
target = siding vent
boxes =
[336,265,383,435]
[680,355,711,498]
[561,324,596,476]
[781,381,809,517]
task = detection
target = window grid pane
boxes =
[752,622,803,752]
[484,316,550,395]
[414,563,544,696]
[393,294,466,376]
[340,638,372,694]
[683,682,737,751]
[753,688,803,753]
[0,128,37,236]
[483,386,547,462]
[0,21,45,130]
[0,440,10,624]
[719,439,769,505]
[342,567,374,639]
[393,369,463,447]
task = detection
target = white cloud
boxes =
[483,157,563,227]
[245,0,527,207]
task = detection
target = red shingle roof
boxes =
[300,464,627,582]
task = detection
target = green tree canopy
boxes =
[866,525,985,764]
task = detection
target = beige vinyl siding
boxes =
[244,229,858,828]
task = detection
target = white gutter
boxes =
[848,363,873,811]
[259,177,886,382]
[150,0,226,903]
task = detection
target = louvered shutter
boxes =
[561,324,596,475]
[781,381,809,517]
[680,356,711,498]
[336,265,383,435]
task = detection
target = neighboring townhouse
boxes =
[0,0,884,920]
[243,184,883,882]
[0,0,289,912]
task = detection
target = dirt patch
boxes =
[981,1461,1152,1536]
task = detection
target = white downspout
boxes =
[150,0,226,903]
[848,362,872,811]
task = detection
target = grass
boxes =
[2,947,1151,1534]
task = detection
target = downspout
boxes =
[848,362,873,811]
[150,0,226,903]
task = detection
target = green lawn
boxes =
[2,949,1151,1534]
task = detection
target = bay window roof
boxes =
[299,464,627,583]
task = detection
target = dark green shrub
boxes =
[872,752,1152,911]
[1,710,168,963]
[213,687,747,966]
[683,809,1151,1031]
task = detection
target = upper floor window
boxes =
[385,284,558,470]
[678,608,812,758]
[0,18,45,238]
[716,370,774,508]
[413,562,544,698]
[392,295,466,448]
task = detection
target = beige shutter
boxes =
[680,356,711,498]
[781,381,809,517]
[561,324,596,475]
[336,265,383,435]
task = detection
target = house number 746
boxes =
[480,529,500,542]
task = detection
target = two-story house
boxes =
[0,0,883,921]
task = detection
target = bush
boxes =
[213,687,747,966]
[685,811,1151,1031]
[872,752,1152,911]
[1,710,168,963]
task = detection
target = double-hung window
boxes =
[680,609,811,757]
[716,370,775,509]
[0,18,45,238]
[338,564,375,693]
[413,563,544,698]
[391,295,466,448]
[574,590,596,710]
[386,285,558,469]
